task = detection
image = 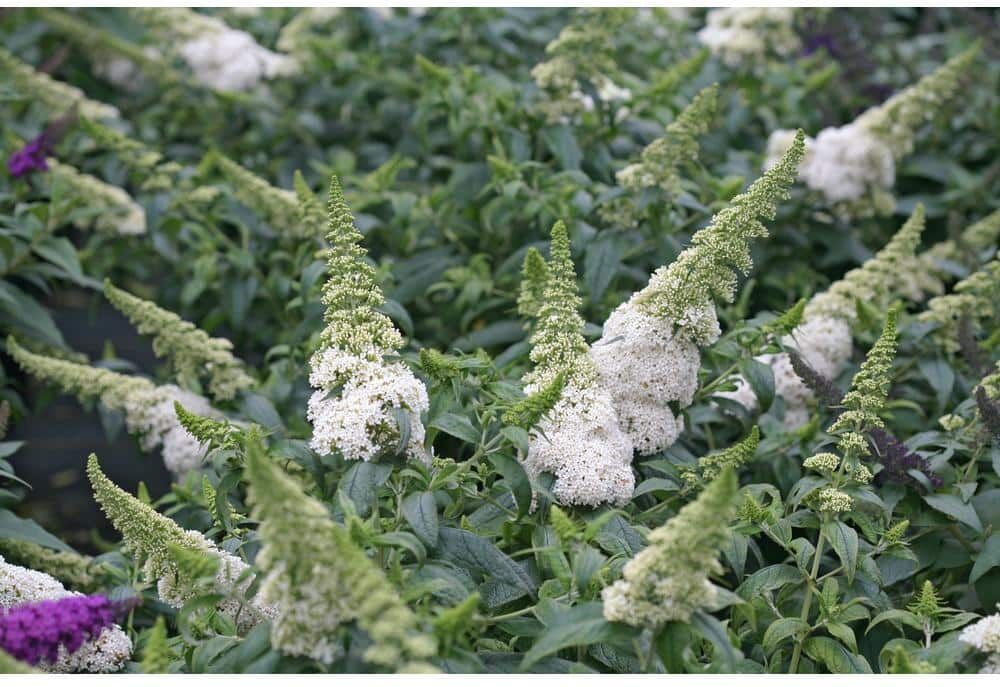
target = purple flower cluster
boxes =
[0,595,124,666]
[7,135,51,178]
[869,427,943,489]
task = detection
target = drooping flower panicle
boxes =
[7,337,215,475]
[243,439,438,671]
[591,130,804,453]
[602,467,738,627]
[615,82,719,200]
[104,280,253,401]
[766,45,979,217]
[0,47,120,120]
[86,455,275,631]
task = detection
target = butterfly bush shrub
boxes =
[0,7,998,675]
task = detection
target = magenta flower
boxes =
[0,595,129,666]
[7,135,51,178]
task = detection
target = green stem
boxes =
[788,526,827,673]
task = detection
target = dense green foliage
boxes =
[1,7,999,676]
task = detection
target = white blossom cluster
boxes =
[307,347,429,463]
[523,374,635,508]
[961,610,1000,655]
[47,161,146,235]
[155,530,278,634]
[589,303,701,455]
[124,384,216,475]
[136,9,296,92]
[696,8,800,69]
[765,126,896,213]
[718,315,853,428]
[178,29,296,92]
[0,554,132,673]
[93,46,163,93]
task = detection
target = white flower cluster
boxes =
[565,77,632,122]
[124,384,215,475]
[961,610,1000,654]
[523,376,634,508]
[717,314,852,428]
[178,27,297,92]
[589,303,701,455]
[256,561,349,664]
[697,8,800,68]
[0,555,132,673]
[137,10,296,92]
[48,161,146,235]
[307,347,429,463]
[765,125,896,211]
[155,530,278,634]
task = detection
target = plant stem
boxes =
[788,526,827,673]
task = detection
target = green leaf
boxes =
[239,394,283,431]
[520,602,629,669]
[763,617,810,654]
[436,527,537,602]
[737,564,803,599]
[430,412,480,444]
[372,531,426,564]
[690,609,738,670]
[970,533,1000,583]
[822,521,859,584]
[923,493,983,533]
[867,609,923,634]
[583,237,621,304]
[402,491,439,547]
[740,358,775,412]
[803,636,871,673]
[0,511,74,552]
[541,125,582,170]
[487,452,532,518]
[338,461,393,518]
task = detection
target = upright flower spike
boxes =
[0,539,111,593]
[33,8,174,92]
[646,48,709,101]
[905,209,1000,300]
[206,152,308,235]
[306,176,429,463]
[592,131,805,454]
[293,170,326,237]
[7,337,215,475]
[0,47,120,120]
[81,118,181,191]
[697,8,801,69]
[531,8,634,122]
[45,159,147,235]
[719,205,926,429]
[516,247,549,320]
[130,8,296,93]
[602,467,738,627]
[680,426,759,489]
[0,555,132,673]
[243,439,438,672]
[616,82,719,199]
[103,280,253,401]
[766,45,979,218]
[919,259,1000,352]
[86,455,275,632]
[828,308,899,459]
[521,221,634,507]
[807,204,926,322]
